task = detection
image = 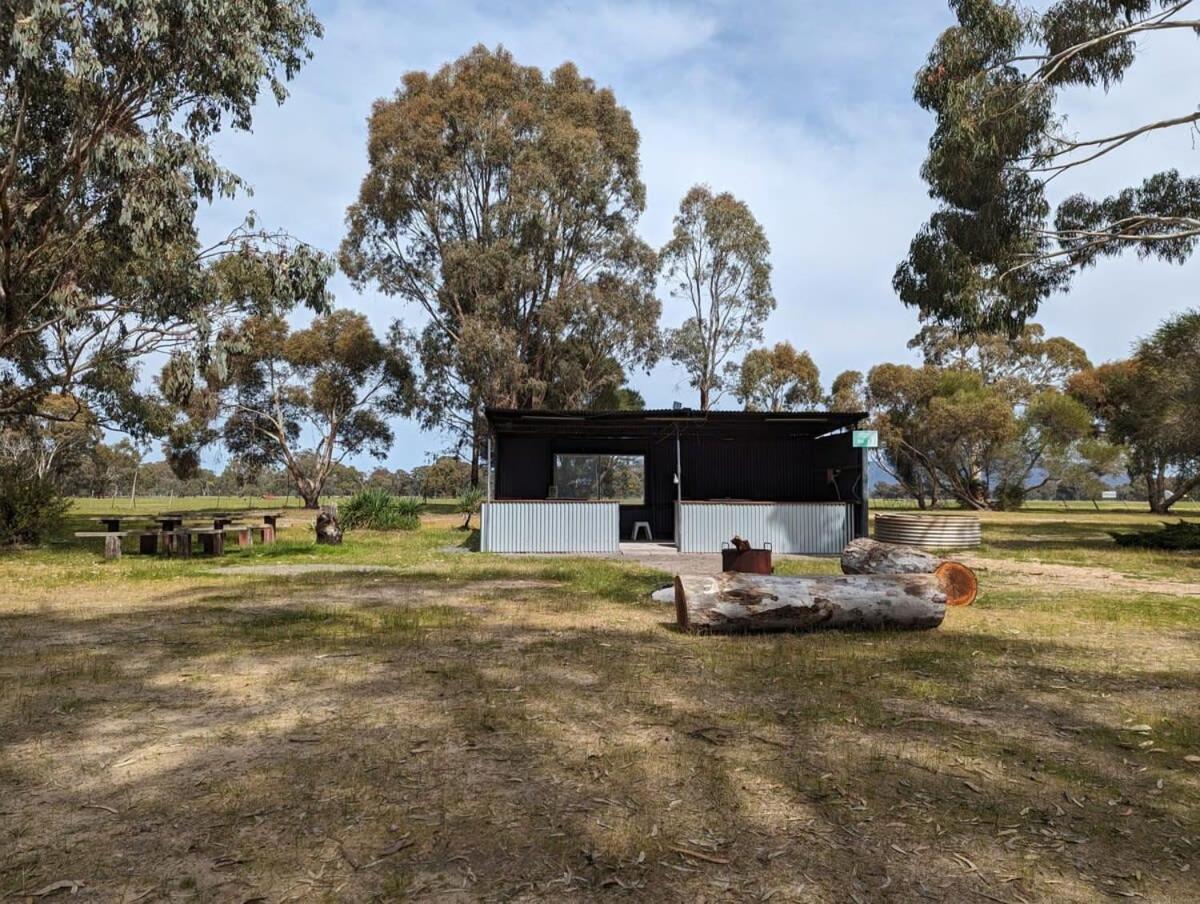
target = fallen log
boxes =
[840,537,977,607]
[674,572,947,633]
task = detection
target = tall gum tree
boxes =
[0,1,332,434]
[867,325,1098,509]
[340,46,661,484]
[660,185,774,410]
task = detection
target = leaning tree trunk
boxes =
[840,537,977,607]
[673,572,948,633]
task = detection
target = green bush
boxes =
[1110,520,1200,550]
[992,482,1027,511]
[340,489,422,531]
[0,471,70,546]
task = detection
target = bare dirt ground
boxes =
[3,553,1198,903]
[218,564,400,577]
[960,553,1200,598]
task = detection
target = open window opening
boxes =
[552,454,645,504]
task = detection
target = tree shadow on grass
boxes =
[1,575,1197,901]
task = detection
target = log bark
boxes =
[674,572,947,633]
[840,538,977,607]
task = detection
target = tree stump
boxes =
[315,512,343,545]
[840,537,977,607]
[674,572,948,633]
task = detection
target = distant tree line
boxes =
[41,440,474,505]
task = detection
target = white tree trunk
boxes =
[674,572,947,633]
[841,538,977,607]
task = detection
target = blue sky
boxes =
[193,0,1200,472]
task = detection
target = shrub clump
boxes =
[340,489,423,531]
[0,472,70,546]
[1109,520,1200,550]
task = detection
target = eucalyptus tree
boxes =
[0,1,331,433]
[661,185,774,410]
[733,342,821,412]
[867,326,1095,509]
[1070,310,1200,512]
[827,370,866,412]
[187,311,415,509]
[341,46,661,484]
[896,1,1200,333]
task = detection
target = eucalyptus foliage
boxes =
[896,1,1200,332]
[733,342,822,412]
[169,310,415,509]
[341,46,661,476]
[1070,309,1200,512]
[661,185,774,410]
[867,325,1101,509]
[0,0,330,432]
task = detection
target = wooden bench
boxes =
[187,528,226,556]
[208,524,266,549]
[134,531,165,555]
[223,525,260,549]
[258,513,283,544]
[74,531,128,560]
[154,528,221,558]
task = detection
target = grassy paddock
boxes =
[0,503,1197,901]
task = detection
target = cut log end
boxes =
[842,537,977,607]
[934,561,978,607]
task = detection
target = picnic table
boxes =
[78,510,283,560]
[89,515,144,532]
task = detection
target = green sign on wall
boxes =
[851,430,879,449]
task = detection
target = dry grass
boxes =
[0,507,1198,902]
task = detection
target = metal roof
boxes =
[484,407,866,436]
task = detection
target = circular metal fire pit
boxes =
[874,512,982,550]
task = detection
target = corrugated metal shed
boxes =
[482,408,869,554]
[481,502,619,554]
[677,502,854,555]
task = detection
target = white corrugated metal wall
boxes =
[677,502,853,555]
[480,502,620,554]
